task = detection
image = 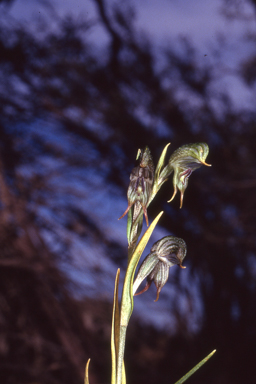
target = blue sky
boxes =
[8,0,256,48]
[7,0,256,111]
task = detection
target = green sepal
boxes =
[153,142,171,194]
[133,252,158,295]
[127,208,133,244]
[169,143,210,169]
[136,148,142,160]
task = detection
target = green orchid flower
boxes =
[168,142,211,208]
[133,236,187,301]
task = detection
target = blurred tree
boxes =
[0,0,14,4]
[0,0,256,383]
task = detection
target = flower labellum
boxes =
[119,146,154,226]
[168,142,211,208]
[133,236,187,301]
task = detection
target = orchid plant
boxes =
[85,143,215,384]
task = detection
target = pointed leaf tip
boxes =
[84,358,91,384]
[174,349,216,384]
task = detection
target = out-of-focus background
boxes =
[0,0,256,383]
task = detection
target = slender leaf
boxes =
[116,212,164,384]
[174,349,216,384]
[120,211,164,327]
[111,269,120,384]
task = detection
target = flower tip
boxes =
[154,290,160,302]
[118,205,131,221]
[201,160,212,167]
[179,264,186,269]
[142,206,149,226]
[134,281,151,296]
[167,190,176,203]
[179,193,184,209]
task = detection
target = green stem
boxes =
[116,212,163,384]
[116,325,127,384]
[111,270,120,384]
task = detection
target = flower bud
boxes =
[168,143,211,208]
[119,146,154,226]
[133,236,187,301]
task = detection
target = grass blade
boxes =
[173,349,216,384]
